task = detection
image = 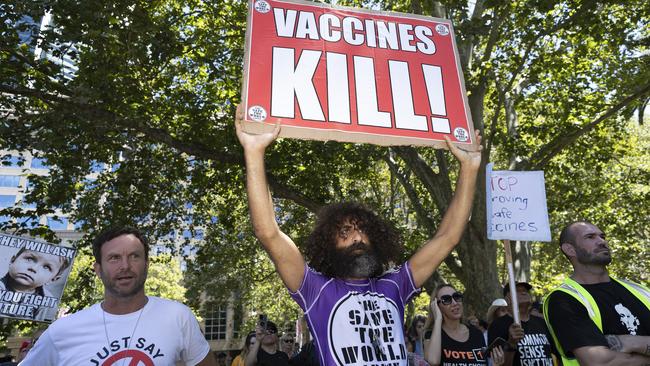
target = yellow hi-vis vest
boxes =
[543,277,650,366]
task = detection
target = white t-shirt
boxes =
[19,296,211,366]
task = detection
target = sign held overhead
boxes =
[241,0,475,147]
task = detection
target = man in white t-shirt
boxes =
[20,226,216,366]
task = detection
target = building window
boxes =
[47,216,69,230]
[18,217,40,228]
[1,155,22,168]
[204,305,228,340]
[19,199,36,209]
[0,195,16,208]
[30,157,48,169]
[0,176,20,188]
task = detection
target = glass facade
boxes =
[46,216,69,230]
[0,175,20,187]
[30,157,48,169]
[0,195,16,207]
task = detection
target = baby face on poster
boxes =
[7,248,67,292]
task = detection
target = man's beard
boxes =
[575,245,612,266]
[99,268,147,299]
[331,242,383,279]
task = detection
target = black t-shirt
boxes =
[289,341,320,366]
[440,324,487,366]
[257,347,290,366]
[487,314,554,366]
[545,280,650,357]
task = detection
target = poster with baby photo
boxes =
[0,233,77,323]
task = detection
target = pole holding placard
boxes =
[503,239,520,324]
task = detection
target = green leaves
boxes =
[0,0,648,328]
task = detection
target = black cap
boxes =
[503,282,532,296]
[266,320,278,334]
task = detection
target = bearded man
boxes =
[544,221,650,365]
[235,110,482,366]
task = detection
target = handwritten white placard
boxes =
[486,163,551,241]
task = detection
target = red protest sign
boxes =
[241,0,475,147]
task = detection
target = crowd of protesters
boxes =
[218,222,650,366]
[7,209,650,366]
[5,114,647,365]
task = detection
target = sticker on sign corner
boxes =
[254,0,271,13]
[435,24,450,36]
[454,127,469,142]
[248,106,267,121]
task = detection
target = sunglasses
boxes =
[266,328,277,335]
[437,292,463,305]
[282,339,294,343]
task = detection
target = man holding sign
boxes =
[236,109,481,366]
[544,221,650,365]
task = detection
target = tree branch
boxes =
[393,146,452,211]
[266,175,323,213]
[384,152,437,232]
[518,82,650,171]
[1,85,324,213]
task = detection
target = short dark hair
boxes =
[559,220,594,246]
[92,226,149,263]
[558,220,595,259]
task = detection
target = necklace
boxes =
[102,301,146,365]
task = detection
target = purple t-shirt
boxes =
[290,262,420,366]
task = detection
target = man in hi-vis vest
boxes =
[544,221,650,365]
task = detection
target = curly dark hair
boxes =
[304,202,403,277]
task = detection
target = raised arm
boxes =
[408,131,482,287]
[244,326,265,366]
[235,108,305,291]
[423,299,442,366]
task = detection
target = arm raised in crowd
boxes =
[244,326,265,366]
[235,108,305,292]
[423,299,442,366]
[408,132,482,288]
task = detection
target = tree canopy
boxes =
[1,0,648,328]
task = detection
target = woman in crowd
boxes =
[406,314,427,357]
[485,298,508,326]
[424,284,504,366]
[279,333,296,357]
[232,331,257,366]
